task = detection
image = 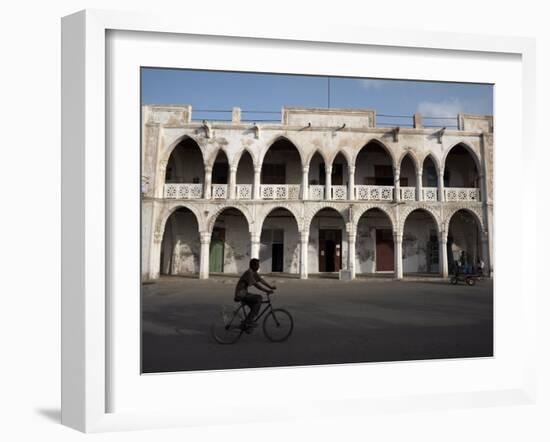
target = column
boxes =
[325,165,332,200]
[438,170,445,202]
[348,165,356,200]
[439,230,448,278]
[250,232,261,259]
[149,232,162,279]
[416,169,423,201]
[302,166,309,200]
[393,231,403,279]
[204,166,212,199]
[481,231,490,277]
[347,230,356,279]
[300,230,309,279]
[228,166,237,199]
[394,167,401,203]
[199,232,211,279]
[478,173,486,202]
[253,166,261,200]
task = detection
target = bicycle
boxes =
[211,291,294,344]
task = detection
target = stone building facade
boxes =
[141,105,493,280]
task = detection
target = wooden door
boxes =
[376,229,394,271]
[209,228,225,273]
[319,229,342,272]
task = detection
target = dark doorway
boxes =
[209,227,225,273]
[271,229,284,272]
[376,229,394,271]
[319,229,342,272]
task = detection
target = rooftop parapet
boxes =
[281,107,375,129]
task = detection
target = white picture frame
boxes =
[61,9,537,433]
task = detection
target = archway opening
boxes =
[402,209,439,275]
[447,210,482,274]
[210,208,250,274]
[309,208,346,274]
[422,156,438,187]
[331,152,349,199]
[400,154,417,201]
[261,138,302,199]
[160,207,200,276]
[308,151,326,199]
[355,141,394,186]
[235,150,254,200]
[356,209,394,274]
[259,208,300,274]
[444,144,480,188]
[165,138,204,184]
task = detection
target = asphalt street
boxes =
[141,275,493,373]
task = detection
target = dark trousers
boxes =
[238,293,263,324]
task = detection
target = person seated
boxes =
[234,258,276,328]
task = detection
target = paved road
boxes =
[142,276,493,373]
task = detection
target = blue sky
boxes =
[141,68,493,128]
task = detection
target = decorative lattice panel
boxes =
[332,186,347,200]
[400,187,416,201]
[423,188,437,201]
[211,184,227,199]
[309,185,324,200]
[236,184,252,199]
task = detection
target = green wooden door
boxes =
[209,228,225,273]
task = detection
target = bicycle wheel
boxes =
[262,308,293,342]
[211,306,245,344]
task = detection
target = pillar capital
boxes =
[302,165,310,173]
[300,230,310,242]
[250,232,261,243]
[254,166,262,174]
[204,165,213,174]
[200,232,211,244]
[439,230,448,243]
[393,231,403,241]
[348,165,356,174]
[229,165,237,173]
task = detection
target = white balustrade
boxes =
[422,187,438,202]
[164,183,203,199]
[399,187,416,201]
[260,184,301,200]
[355,185,394,201]
[309,185,324,200]
[211,184,228,199]
[444,187,480,202]
[331,185,348,200]
[236,184,252,200]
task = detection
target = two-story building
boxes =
[141,106,493,280]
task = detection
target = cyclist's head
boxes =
[249,258,260,271]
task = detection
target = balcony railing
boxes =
[309,185,325,200]
[444,187,480,202]
[211,184,228,199]
[260,184,301,200]
[331,185,348,200]
[355,185,394,201]
[236,184,252,200]
[164,183,203,199]
[162,183,481,203]
[399,187,416,201]
[422,187,438,202]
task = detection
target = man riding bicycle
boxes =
[235,258,276,328]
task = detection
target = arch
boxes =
[162,133,206,167]
[399,205,441,234]
[305,148,330,169]
[442,141,482,177]
[158,206,202,276]
[163,136,206,185]
[206,204,252,234]
[421,153,441,175]
[232,146,259,170]
[261,134,306,167]
[396,150,420,173]
[305,203,349,233]
[443,206,485,235]
[353,138,396,169]
[256,204,302,235]
[445,208,484,274]
[401,208,442,275]
[206,146,232,169]
[156,203,205,243]
[353,205,395,232]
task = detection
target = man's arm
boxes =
[257,276,276,291]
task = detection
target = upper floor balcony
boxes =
[149,113,488,205]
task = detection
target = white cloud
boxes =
[360,79,386,90]
[417,97,464,117]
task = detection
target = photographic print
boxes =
[140,69,493,373]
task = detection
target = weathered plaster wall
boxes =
[160,210,201,275]
[402,212,439,273]
[260,216,300,274]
